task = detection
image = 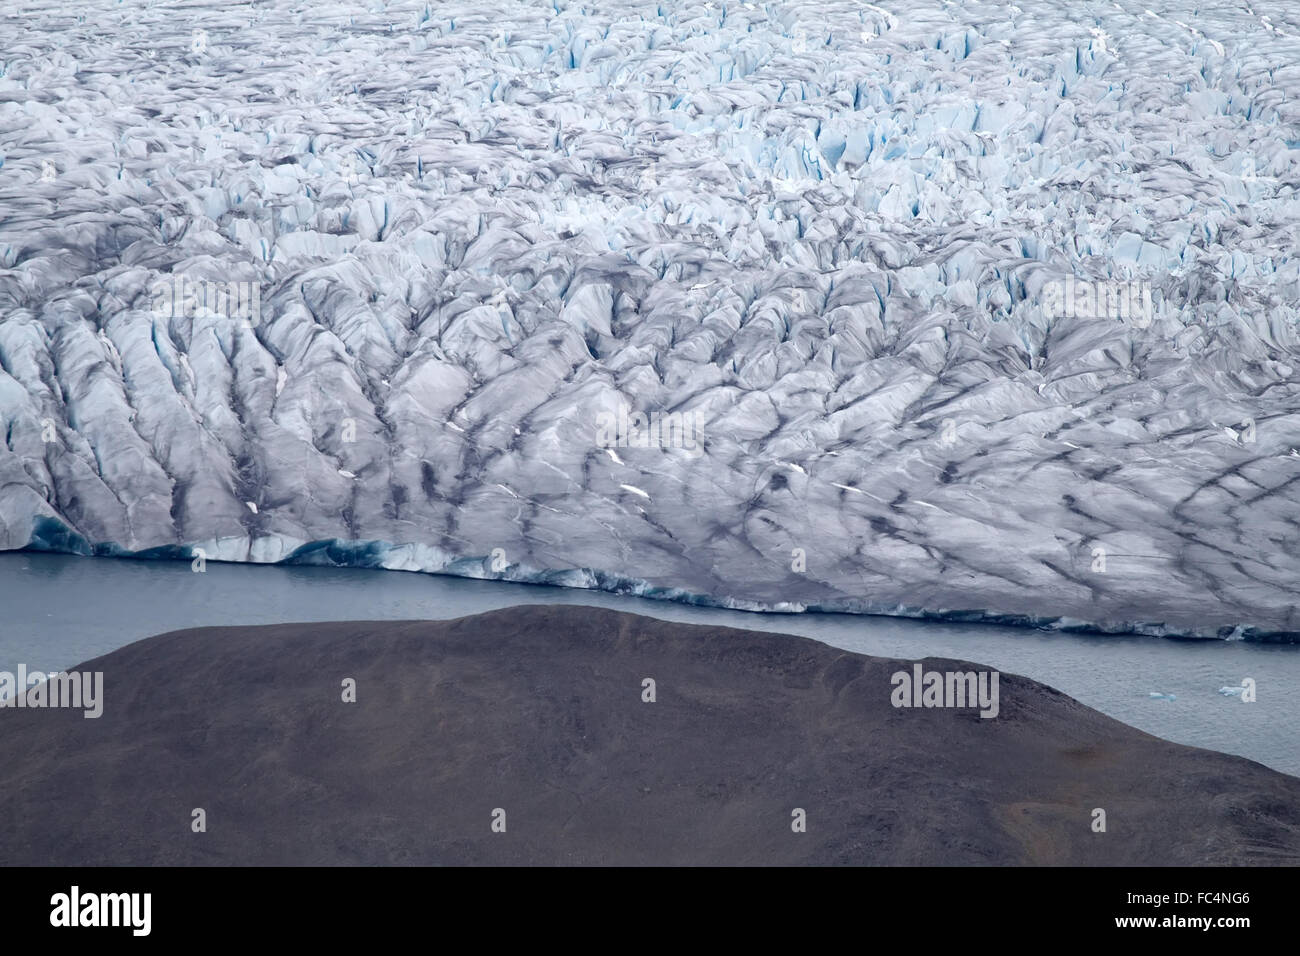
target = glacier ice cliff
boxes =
[2,0,1300,639]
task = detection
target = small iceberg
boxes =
[1217,686,1246,697]
[1148,692,1177,701]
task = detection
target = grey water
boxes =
[1,550,1296,777]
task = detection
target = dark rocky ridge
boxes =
[1,604,1297,865]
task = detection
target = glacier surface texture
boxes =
[2,0,1300,638]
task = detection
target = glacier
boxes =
[2,0,1300,640]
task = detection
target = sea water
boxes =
[1,551,1295,776]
